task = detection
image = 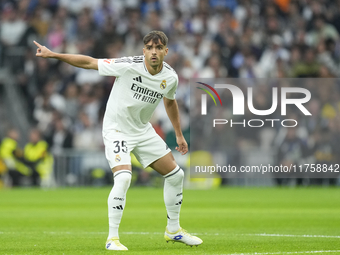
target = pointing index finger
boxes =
[33,41,42,47]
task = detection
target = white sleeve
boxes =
[165,75,178,100]
[98,57,133,77]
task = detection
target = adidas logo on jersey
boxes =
[112,205,124,210]
[133,76,142,83]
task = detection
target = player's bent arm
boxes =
[163,97,188,155]
[34,41,98,70]
[163,98,182,137]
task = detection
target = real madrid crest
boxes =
[115,155,121,162]
[160,80,167,90]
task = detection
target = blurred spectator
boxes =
[317,39,340,77]
[47,21,65,51]
[291,47,320,77]
[239,52,261,78]
[29,5,51,38]
[33,79,66,134]
[33,95,54,134]
[307,15,339,47]
[73,111,103,150]
[276,127,309,186]
[64,83,80,122]
[199,54,227,78]
[0,3,27,47]
[46,112,73,155]
[256,35,290,78]
[0,129,29,186]
[23,128,53,187]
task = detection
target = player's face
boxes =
[143,39,168,69]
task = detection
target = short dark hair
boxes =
[143,31,168,46]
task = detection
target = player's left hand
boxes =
[176,135,188,155]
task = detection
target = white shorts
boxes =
[103,127,171,169]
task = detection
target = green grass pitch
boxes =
[1,186,340,255]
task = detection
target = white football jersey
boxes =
[98,56,178,135]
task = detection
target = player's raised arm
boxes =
[33,41,98,70]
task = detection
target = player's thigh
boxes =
[149,151,177,175]
[132,128,174,174]
[103,132,134,173]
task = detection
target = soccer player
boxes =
[34,30,202,250]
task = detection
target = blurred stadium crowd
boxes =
[1,0,340,186]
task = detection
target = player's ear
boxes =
[165,47,168,56]
[143,47,145,55]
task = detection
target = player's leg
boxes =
[149,153,202,246]
[104,133,134,251]
[134,127,202,246]
[132,130,182,233]
[149,152,181,231]
[106,165,131,251]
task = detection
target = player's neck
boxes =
[145,60,163,75]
